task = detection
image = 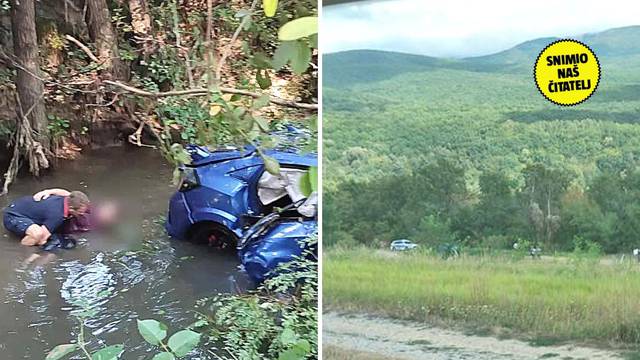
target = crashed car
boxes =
[165,144,317,282]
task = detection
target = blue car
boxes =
[165,144,317,282]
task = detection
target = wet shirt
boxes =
[5,195,68,232]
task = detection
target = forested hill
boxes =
[324,25,640,86]
[323,25,640,253]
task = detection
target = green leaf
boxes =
[290,41,311,75]
[279,328,298,345]
[91,345,124,360]
[256,69,272,90]
[251,52,272,69]
[235,9,251,18]
[272,41,296,71]
[299,167,317,197]
[167,330,201,357]
[309,166,318,193]
[188,319,208,329]
[278,340,311,360]
[309,34,318,49]
[151,352,175,360]
[46,344,78,360]
[253,116,270,132]
[137,319,168,345]
[253,95,271,110]
[248,122,261,140]
[278,16,318,41]
[262,154,281,175]
[262,0,278,17]
[299,171,312,197]
[172,168,181,186]
[242,16,253,31]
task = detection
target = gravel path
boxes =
[323,312,623,360]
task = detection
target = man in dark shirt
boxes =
[3,191,90,246]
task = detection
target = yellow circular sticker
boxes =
[534,39,600,106]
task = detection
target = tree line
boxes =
[325,151,640,254]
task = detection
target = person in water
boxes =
[32,188,118,234]
[3,190,91,248]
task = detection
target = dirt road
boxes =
[323,312,623,359]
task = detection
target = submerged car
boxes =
[390,239,418,251]
[165,144,317,282]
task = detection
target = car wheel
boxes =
[189,222,238,250]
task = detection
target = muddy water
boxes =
[0,148,249,359]
[323,312,623,360]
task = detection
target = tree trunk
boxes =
[85,0,127,79]
[129,0,151,55]
[10,0,49,149]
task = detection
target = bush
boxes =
[482,234,513,250]
[572,235,603,258]
[416,215,455,247]
[194,236,318,359]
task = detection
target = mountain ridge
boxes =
[324,25,640,87]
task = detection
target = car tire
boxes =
[189,222,238,250]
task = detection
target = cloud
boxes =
[322,0,640,57]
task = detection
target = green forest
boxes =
[324,25,640,254]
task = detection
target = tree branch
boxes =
[65,34,100,63]
[215,0,259,81]
[102,80,318,110]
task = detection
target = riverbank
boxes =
[323,247,640,350]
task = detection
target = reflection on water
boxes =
[0,148,249,359]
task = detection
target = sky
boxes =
[322,0,640,58]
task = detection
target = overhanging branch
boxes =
[102,80,318,110]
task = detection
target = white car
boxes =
[390,239,418,251]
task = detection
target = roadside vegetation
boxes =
[324,246,640,348]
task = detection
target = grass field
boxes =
[323,248,640,347]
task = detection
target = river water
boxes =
[0,147,249,359]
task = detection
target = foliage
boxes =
[46,115,70,139]
[194,236,318,359]
[572,235,603,258]
[436,242,460,260]
[45,295,125,360]
[137,319,201,358]
[0,121,13,141]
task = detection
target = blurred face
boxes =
[96,203,119,225]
